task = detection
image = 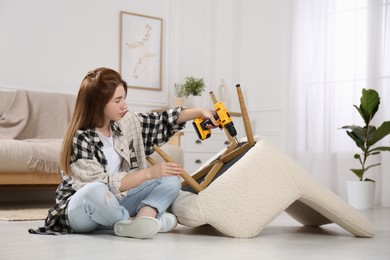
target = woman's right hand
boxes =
[147,162,183,179]
[120,162,183,191]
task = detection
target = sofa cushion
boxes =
[0,139,61,173]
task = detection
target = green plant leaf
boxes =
[367,125,377,145]
[367,121,390,146]
[359,88,380,124]
[342,125,365,150]
[174,83,185,97]
[367,151,381,157]
[351,168,364,179]
[347,131,365,150]
[365,163,381,172]
[182,77,206,96]
[363,178,375,182]
[353,105,365,123]
[368,146,390,153]
[353,153,363,164]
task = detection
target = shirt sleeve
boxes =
[137,107,186,155]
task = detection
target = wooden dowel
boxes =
[200,161,224,189]
[236,84,255,146]
[209,91,218,103]
[152,144,202,193]
[146,156,157,165]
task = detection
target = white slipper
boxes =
[114,216,161,239]
[159,213,178,233]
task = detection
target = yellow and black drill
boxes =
[193,102,237,141]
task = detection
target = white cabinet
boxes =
[181,128,230,173]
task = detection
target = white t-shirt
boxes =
[97,132,122,174]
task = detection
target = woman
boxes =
[29,67,217,238]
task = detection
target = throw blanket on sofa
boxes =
[0,90,75,139]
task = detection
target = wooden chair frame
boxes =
[147,84,255,193]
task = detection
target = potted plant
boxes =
[182,76,206,96]
[172,83,186,107]
[341,88,390,209]
[182,76,206,107]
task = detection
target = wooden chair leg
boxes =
[181,139,239,186]
[181,163,215,187]
[146,156,157,166]
[151,144,203,193]
[199,161,224,189]
[236,84,255,146]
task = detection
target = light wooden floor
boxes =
[0,206,389,259]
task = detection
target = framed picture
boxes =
[120,12,163,91]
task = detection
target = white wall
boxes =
[0,0,292,150]
[0,0,172,110]
[169,0,292,150]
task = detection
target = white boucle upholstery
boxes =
[171,136,374,238]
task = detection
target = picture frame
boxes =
[119,12,163,91]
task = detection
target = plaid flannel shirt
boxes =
[28,107,184,235]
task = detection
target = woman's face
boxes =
[104,85,127,122]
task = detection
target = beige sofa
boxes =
[0,89,184,189]
[0,89,75,189]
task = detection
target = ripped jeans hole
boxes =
[105,191,111,202]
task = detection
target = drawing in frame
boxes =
[120,11,163,91]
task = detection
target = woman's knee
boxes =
[69,182,127,230]
[75,182,111,205]
[162,176,181,191]
[161,176,181,200]
[82,181,108,193]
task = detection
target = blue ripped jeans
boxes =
[67,176,181,233]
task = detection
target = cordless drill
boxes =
[193,102,237,140]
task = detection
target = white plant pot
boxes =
[172,97,185,107]
[347,180,375,209]
[185,95,202,108]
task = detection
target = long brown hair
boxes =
[60,67,127,176]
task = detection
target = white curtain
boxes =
[289,0,390,206]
